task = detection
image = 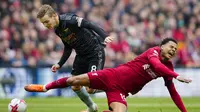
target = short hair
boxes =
[37,4,56,18]
[160,38,177,46]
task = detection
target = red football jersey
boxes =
[113,46,177,95]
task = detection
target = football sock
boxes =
[45,77,69,90]
[75,86,95,108]
[92,89,104,94]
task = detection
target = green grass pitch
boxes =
[1,97,200,112]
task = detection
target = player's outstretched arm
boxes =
[164,78,188,112]
[149,57,179,78]
[149,54,192,83]
[75,16,114,45]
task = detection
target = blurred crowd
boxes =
[1,0,200,68]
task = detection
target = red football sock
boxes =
[45,77,69,90]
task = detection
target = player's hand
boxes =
[51,64,60,73]
[176,76,192,83]
[104,36,114,45]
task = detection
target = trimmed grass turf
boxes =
[1,97,200,112]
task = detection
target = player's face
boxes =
[40,14,58,29]
[161,41,177,60]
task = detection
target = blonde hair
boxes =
[37,4,56,18]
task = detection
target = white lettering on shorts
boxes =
[120,93,126,101]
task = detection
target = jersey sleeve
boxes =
[164,77,187,112]
[60,14,108,40]
[147,48,179,78]
[57,44,72,67]
[77,17,108,40]
[147,48,160,59]
[163,76,173,86]
[163,62,174,86]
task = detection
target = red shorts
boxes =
[87,68,127,107]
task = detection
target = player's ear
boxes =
[52,13,57,17]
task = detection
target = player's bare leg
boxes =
[24,74,90,92]
[67,74,90,86]
[24,77,69,92]
[24,74,98,112]
[109,102,127,112]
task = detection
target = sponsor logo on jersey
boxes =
[143,64,157,79]
[61,33,77,44]
[120,93,126,101]
[153,50,158,56]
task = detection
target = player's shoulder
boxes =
[146,46,160,54]
[147,46,160,51]
[59,13,77,21]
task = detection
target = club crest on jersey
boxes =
[153,50,158,56]
[61,33,77,44]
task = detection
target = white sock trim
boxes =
[43,85,47,92]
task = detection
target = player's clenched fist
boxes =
[51,64,60,73]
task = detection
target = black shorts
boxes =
[71,49,105,75]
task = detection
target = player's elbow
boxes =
[67,74,90,87]
[154,65,161,71]
[81,19,92,28]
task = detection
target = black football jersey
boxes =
[55,13,108,67]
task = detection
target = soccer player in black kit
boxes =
[35,4,114,112]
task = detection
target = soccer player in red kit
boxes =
[25,38,192,112]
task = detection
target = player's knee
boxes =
[67,77,76,85]
[71,85,82,91]
[67,77,81,85]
